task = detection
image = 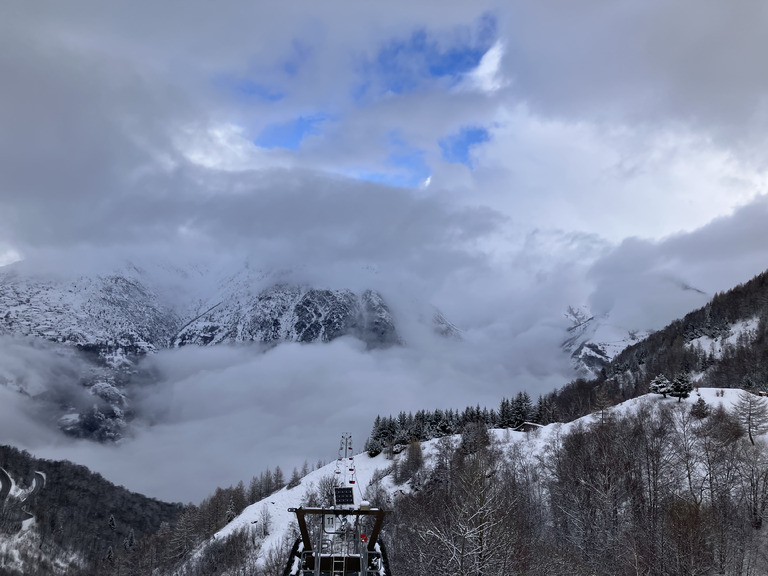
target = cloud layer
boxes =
[2,1,768,502]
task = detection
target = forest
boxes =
[383,394,768,575]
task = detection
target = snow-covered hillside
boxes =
[685,316,760,359]
[0,265,179,361]
[174,285,399,349]
[192,388,748,572]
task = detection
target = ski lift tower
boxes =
[286,490,391,576]
[284,434,392,576]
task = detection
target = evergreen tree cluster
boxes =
[365,392,539,456]
[649,373,693,401]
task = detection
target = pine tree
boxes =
[520,391,533,421]
[592,387,613,425]
[670,374,693,402]
[123,528,135,551]
[499,397,513,428]
[225,495,236,523]
[690,397,710,419]
[262,469,274,495]
[366,436,384,457]
[247,475,260,504]
[650,374,671,398]
[399,439,424,484]
[287,467,302,489]
[233,480,247,512]
[273,466,285,490]
[511,392,533,428]
[168,507,199,561]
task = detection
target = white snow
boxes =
[204,387,751,570]
[686,317,760,359]
[211,449,396,557]
[563,306,651,375]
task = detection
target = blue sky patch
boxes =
[426,42,488,78]
[440,126,490,168]
[357,14,497,99]
[255,114,327,150]
[352,133,431,188]
[216,76,284,102]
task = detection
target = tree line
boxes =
[364,392,540,457]
[385,394,768,576]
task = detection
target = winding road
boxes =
[1,468,46,529]
[23,471,45,502]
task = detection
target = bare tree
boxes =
[258,505,272,539]
[736,390,768,445]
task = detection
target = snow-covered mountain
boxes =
[562,305,650,376]
[0,386,758,576]
[0,264,403,360]
[0,265,180,361]
[174,284,399,349]
[0,261,452,440]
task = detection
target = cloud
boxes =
[12,331,569,502]
[587,195,768,330]
[458,107,768,241]
[0,337,100,447]
[458,40,507,93]
[4,0,768,504]
[5,193,768,502]
[496,2,768,148]
[4,1,768,255]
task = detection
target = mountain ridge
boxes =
[0,262,453,441]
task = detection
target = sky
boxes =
[2,1,768,501]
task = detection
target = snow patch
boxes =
[686,317,760,359]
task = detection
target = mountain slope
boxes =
[0,267,180,365]
[0,445,183,576]
[562,305,650,376]
[606,270,768,386]
[174,285,399,349]
[0,262,413,440]
[179,388,752,575]
[0,264,404,359]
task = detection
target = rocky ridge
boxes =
[562,305,650,377]
[0,262,439,440]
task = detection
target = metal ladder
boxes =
[331,554,345,575]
